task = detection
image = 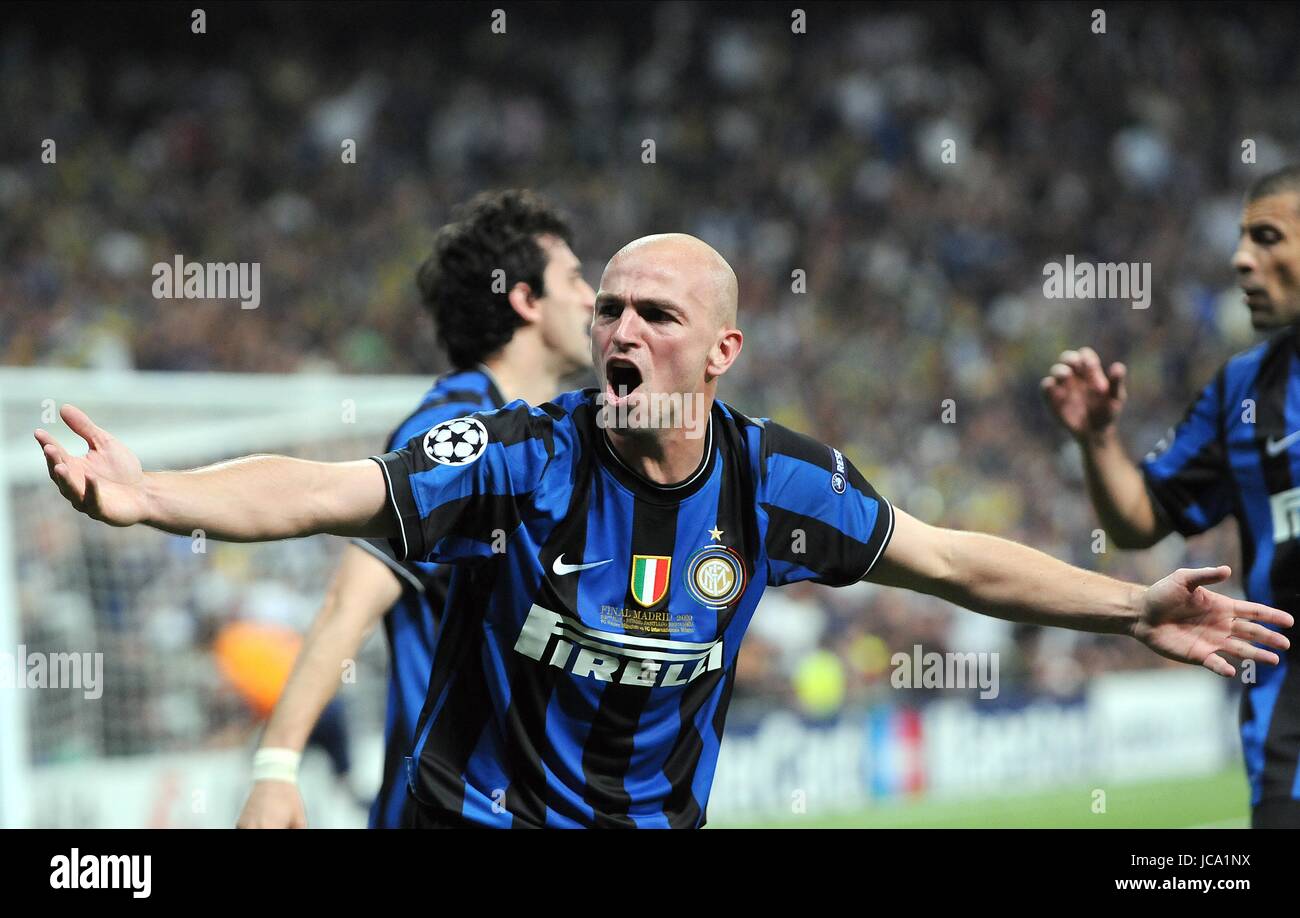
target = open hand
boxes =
[1136,566,1293,678]
[34,404,150,527]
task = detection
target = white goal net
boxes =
[0,367,433,827]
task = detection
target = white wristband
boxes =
[252,747,302,784]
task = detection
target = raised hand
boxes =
[34,404,150,527]
[1041,346,1127,439]
[1135,566,1293,678]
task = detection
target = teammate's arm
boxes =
[35,404,392,541]
[867,507,1291,677]
[236,545,402,829]
[1040,347,1168,548]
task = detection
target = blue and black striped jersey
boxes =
[370,389,894,828]
[351,366,505,829]
[1142,328,1300,807]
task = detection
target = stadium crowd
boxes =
[6,3,1297,744]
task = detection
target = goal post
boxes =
[0,399,29,829]
[0,367,435,827]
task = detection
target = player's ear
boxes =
[507,281,541,324]
[705,327,743,381]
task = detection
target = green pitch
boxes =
[712,767,1251,828]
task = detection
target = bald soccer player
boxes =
[37,233,1293,829]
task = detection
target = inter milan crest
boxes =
[423,417,489,466]
[629,555,672,607]
[684,545,746,609]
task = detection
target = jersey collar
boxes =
[595,401,718,503]
[474,362,508,409]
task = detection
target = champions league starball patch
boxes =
[423,417,489,466]
[683,545,747,609]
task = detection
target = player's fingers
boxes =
[1078,346,1108,389]
[1231,599,1295,629]
[242,818,279,829]
[51,463,84,507]
[42,447,68,487]
[1182,565,1231,589]
[60,404,105,449]
[1201,652,1236,679]
[35,430,73,465]
[34,428,59,449]
[1049,363,1074,381]
[1040,377,1067,403]
[42,438,72,465]
[50,462,69,494]
[1230,619,1291,651]
[41,443,69,480]
[1224,638,1280,666]
[83,470,103,517]
[1060,349,1082,370]
[236,804,283,829]
[1107,362,1127,401]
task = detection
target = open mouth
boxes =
[606,359,643,396]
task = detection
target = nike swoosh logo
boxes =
[553,555,613,576]
[1266,431,1300,457]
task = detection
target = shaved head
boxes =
[1248,164,1300,208]
[604,233,738,327]
[592,232,745,447]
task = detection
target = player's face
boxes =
[591,248,722,424]
[535,235,596,372]
[1232,193,1300,329]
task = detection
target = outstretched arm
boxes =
[237,544,402,829]
[868,508,1292,678]
[35,404,392,541]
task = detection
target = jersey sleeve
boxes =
[353,391,498,589]
[370,401,559,564]
[349,536,440,596]
[1140,367,1233,537]
[758,422,895,587]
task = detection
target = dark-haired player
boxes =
[1043,165,1300,828]
[235,190,594,828]
[39,233,1291,828]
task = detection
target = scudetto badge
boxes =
[629,555,672,607]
